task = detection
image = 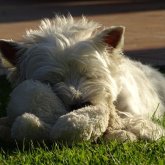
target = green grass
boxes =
[0,140,165,165]
[0,75,165,165]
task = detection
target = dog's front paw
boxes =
[50,105,109,143]
[50,112,90,143]
[7,80,67,124]
[11,113,51,141]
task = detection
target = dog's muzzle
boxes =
[52,83,92,111]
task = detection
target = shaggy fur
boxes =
[0,16,165,143]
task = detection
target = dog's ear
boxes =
[0,39,24,66]
[95,26,125,50]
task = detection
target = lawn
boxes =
[0,139,165,164]
[0,75,165,165]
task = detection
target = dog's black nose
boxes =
[70,101,92,111]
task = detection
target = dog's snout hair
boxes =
[53,83,86,111]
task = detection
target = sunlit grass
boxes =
[0,139,165,165]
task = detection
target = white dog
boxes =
[0,16,165,143]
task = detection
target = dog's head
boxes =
[0,16,125,111]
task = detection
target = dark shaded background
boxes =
[0,0,165,66]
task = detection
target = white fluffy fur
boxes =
[0,15,165,143]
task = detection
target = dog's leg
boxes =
[103,111,138,141]
[50,105,110,144]
[123,116,165,140]
[103,111,165,141]
[113,116,165,141]
[7,80,66,124]
[11,113,51,141]
[103,117,165,141]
